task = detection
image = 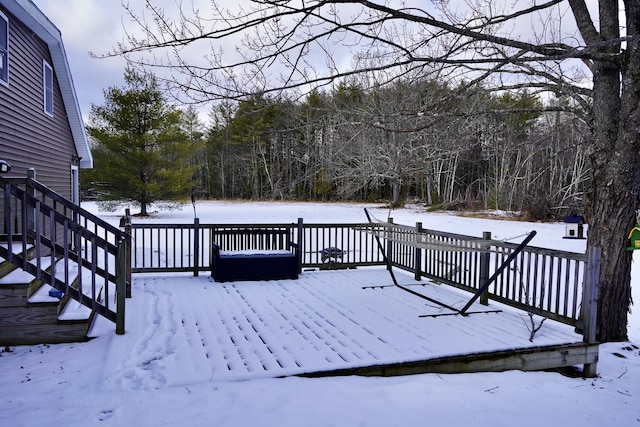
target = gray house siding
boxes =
[0,5,78,200]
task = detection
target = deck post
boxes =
[125,234,131,298]
[297,218,304,272]
[26,168,36,233]
[116,237,127,335]
[414,222,423,281]
[582,246,600,377]
[386,218,393,270]
[123,209,132,298]
[193,217,200,276]
[460,231,537,315]
[480,231,491,305]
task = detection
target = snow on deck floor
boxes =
[101,267,581,389]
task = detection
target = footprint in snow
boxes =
[97,409,113,421]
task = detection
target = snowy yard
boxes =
[1,201,639,426]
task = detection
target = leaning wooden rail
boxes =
[459,231,538,315]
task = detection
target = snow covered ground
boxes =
[1,201,639,426]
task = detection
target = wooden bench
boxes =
[210,229,300,282]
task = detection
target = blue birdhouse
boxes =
[564,214,585,239]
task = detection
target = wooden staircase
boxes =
[0,251,94,345]
[1,175,129,346]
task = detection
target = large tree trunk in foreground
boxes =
[586,1,640,341]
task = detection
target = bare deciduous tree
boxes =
[110,0,640,341]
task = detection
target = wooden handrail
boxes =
[0,176,128,334]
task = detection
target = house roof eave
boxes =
[4,0,93,169]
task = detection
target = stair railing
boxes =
[0,175,128,334]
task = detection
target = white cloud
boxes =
[33,0,129,119]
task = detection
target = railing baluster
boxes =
[173,227,177,269]
[20,192,31,258]
[50,213,56,286]
[116,237,126,334]
[193,219,200,276]
[34,200,42,274]
[63,218,70,295]
[562,258,571,317]
[571,259,581,319]
[104,239,110,305]
[90,235,98,306]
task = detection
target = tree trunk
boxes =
[391,178,402,207]
[586,58,633,340]
[587,64,629,342]
[581,0,640,342]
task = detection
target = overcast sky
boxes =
[33,0,131,120]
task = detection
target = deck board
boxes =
[103,267,586,387]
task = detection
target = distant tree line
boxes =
[84,70,589,220]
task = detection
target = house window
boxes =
[0,11,8,85]
[43,61,53,116]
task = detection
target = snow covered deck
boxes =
[102,267,596,387]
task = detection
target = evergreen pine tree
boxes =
[85,68,195,215]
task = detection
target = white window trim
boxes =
[43,60,53,117]
[0,10,8,87]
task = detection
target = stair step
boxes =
[0,243,34,277]
[0,283,29,308]
[0,303,90,345]
[27,282,92,321]
[58,299,92,322]
[2,304,60,325]
[28,283,65,304]
[0,268,32,284]
[0,256,91,345]
[0,322,89,345]
[0,257,53,285]
[0,261,17,278]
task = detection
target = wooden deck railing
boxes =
[124,215,593,328]
[382,220,589,326]
[0,175,128,334]
[127,218,387,273]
